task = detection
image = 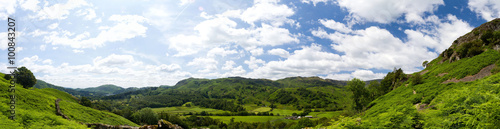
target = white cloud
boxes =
[311,14,472,73]
[42,59,52,65]
[248,44,342,79]
[0,32,8,50]
[301,0,330,6]
[238,1,295,27]
[325,70,385,81]
[34,0,90,20]
[17,55,191,88]
[93,54,135,67]
[48,23,59,29]
[42,15,147,49]
[249,48,264,56]
[468,0,500,21]
[39,45,46,51]
[221,61,246,77]
[0,0,16,20]
[180,0,195,6]
[207,47,238,57]
[268,48,290,58]
[336,0,444,24]
[73,49,84,53]
[187,57,218,73]
[143,5,174,31]
[319,19,351,33]
[155,64,181,72]
[244,56,266,69]
[168,16,298,56]
[76,8,97,20]
[20,0,40,12]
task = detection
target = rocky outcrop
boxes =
[138,119,183,129]
[55,98,70,120]
[442,64,495,84]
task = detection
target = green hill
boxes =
[35,80,107,97]
[99,76,352,112]
[0,73,138,128]
[328,18,500,128]
[76,84,140,96]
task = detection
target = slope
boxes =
[329,18,500,128]
[0,73,138,128]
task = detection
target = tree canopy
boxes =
[14,66,37,89]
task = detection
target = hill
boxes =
[75,84,138,96]
[35,80,140,97]
[34,80,107,97]
[0,73,138,128]
[328,19,500,128]
[97,76,353,112]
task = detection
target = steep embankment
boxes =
[0,73,138,128]
[329,19,500,128]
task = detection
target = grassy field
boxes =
[308,111,342,118]
[151,106,228,114]
[209,116,291,123]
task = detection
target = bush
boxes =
[412,73,423,85]
[131,107,158,125]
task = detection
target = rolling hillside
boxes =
[329,18,500,128]
[0,73,138,128]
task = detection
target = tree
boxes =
[80,97,92,107]
[3,74,12,80]
[13,66,37,89]
[367,81,381,99]
[131,107,158,125]
[347,78,369,111]
[422,60,429,68]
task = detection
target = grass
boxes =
[270,109,303,116]
[251,107,272,113]
[0,73,138,128]
[209,116,291,124]
[151,106,228,115]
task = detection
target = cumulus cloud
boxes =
[336,0,444,24]
[41,15,148,49]
[168,16,298,56]
[244,56,266,69]
[319,19,351,33]
[93,54,136,67]
[207,47,238,57]
[0,0,17,20]
[301,0,330,6]
[248,44,342,79]
[34,0,90,20]
[468,0,500,21]
[325,70,385,81]
[312,15,472,73]
[187,57,218,73]
[268,48,290,58]
[17,55,190,88]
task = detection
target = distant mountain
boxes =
[35,80,140,97]
[34,80,107,97]
[75,84,138,95]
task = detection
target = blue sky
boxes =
[0,0,499,88]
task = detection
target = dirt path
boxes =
[442,64,495,84]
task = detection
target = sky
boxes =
[0,0,499,88]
